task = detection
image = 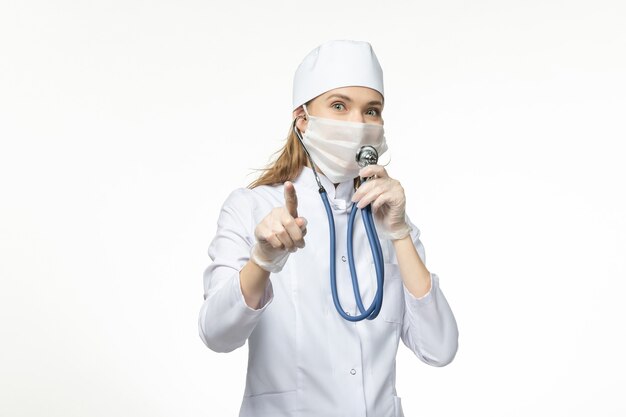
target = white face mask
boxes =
[299,104,388,184]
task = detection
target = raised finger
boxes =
[284,181,299,218]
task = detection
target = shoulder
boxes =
[222,187,254,207]
[221,185,284,222]
[216,188,252,217]
[246,182,286,209]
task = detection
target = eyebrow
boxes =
[326,94,384,107]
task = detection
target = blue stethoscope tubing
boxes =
[293,118,385,322]
[320,187,385,321]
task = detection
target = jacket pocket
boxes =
[239,390,296,417]
[371,263,405,324]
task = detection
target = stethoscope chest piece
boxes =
[356,145,378,168]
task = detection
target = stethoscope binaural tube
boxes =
[293,119,385,321]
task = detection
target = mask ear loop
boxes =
[292,114,324,192]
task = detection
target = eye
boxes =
[366,108,380,117]
[331,102,346,111]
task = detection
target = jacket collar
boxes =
[293,166,356,211]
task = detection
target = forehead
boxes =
[316,86,384,105]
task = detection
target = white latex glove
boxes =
[250,181,308,273]
[351,165,412,240]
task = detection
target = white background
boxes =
[1,1,625,416]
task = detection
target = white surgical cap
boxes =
[292,40,384,110]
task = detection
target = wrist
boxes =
[248,257,271,275]
[388,223,412,241]
[391,232,412,245]
[240,261,271,309]
[250,243,290,273]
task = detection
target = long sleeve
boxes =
[399,216,459,366]
[198,188,274,353]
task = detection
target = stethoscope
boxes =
[293,118,385,322]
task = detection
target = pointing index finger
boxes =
[284,181,298,218]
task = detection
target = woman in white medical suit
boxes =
[198,40,459,417]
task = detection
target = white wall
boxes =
[1,1,624,416]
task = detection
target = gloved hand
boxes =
[250,181,308,273]
[351,165,412,240]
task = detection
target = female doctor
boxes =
[198,40,458,417]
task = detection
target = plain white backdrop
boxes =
[1,1,625,416]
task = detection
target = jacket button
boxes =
[341,256,346,262]
[350,369,356,375]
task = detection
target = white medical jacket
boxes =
[198,167,458,417]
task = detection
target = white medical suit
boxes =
[198,166,459,417]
